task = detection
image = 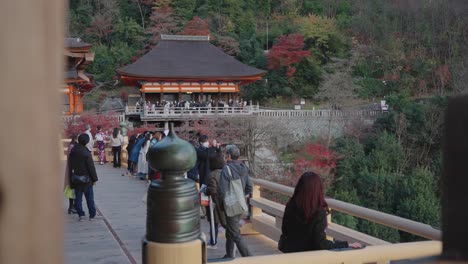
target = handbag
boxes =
[71,174,90,185]
[199,184,210,206]
[223,165,248,217]
[63,185,75,199]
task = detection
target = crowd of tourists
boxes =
[63,124,362,259]
[135,99,250,115]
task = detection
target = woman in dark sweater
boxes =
[279,171,361,253]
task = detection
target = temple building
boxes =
[63,38,94,115]
[117,35,265,107]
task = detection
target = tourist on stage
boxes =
[64,134,78,214]
[129,133,146,175]
[126,135,137,175]
[218,144,253,258]
[205,150,226,249]
[148,132,164,181]
[137,133,151,180]
[95,125,107,165]
[278,171,362,253]
[110,128,124,168]
[196,135,211,186]
[84,124,94,153]
[69,133,99,222]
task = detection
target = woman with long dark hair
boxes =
[110,127,124,168]
[279,171,361,253]
[126,134,137,175]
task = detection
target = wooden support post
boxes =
[241,184,261,235]
[0,1,64,263]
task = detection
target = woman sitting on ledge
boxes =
[279,171,361,253]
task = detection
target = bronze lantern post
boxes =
[143,123,206,264]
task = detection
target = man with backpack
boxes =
[218,144,253,258]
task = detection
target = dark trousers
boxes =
[74,185,96,218]
[225,214,252,258]
[127,160,134,173]
[112,146,122,167]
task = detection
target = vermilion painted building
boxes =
[117,35,265,104]
[63,38,94,115]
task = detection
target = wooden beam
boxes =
[0,1,64,263]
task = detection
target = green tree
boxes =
[113,17,144,46]
[396,167,440,241]
[171,0,197,21]
[88,43,138,82]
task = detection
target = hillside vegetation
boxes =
[68,0,468,242]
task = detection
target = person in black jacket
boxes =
[279,171,361,253]
[69,133,99,222]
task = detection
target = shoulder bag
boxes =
[223,165,248,217]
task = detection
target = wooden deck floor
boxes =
[64,163,279,264]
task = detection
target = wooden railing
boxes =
[126,105,258,118]
[229,241,441,264]
[244,178,442,263]
[62,114,125,123]
[61,138,129,168]
[255,109,382,118]
[125,104,382,120]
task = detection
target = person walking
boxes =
[126,135,137,175]
[196,135,211,186]
[137,133,151,180]
[278,172,362,253]
[68,133,99,222]
[95,125,107,165]
[218,144,253,258]
[205,150,226,249]
[110,127,124,168]
[84,124,94,153]
[64,134,78,214]
[129,133,146,175]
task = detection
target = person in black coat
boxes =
[69,133,99,222]
[279,171,361,253]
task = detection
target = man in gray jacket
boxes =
[218,144,253,258]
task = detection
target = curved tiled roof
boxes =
[117,36,265,79]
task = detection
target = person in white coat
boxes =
[137,133,151,180]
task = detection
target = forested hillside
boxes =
[68,0,468,242]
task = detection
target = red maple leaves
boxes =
[267,34,310,77]
[293,143,337,188]
[179,16,213,39]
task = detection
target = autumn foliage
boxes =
[179,16,213,40]
[292,142,337,188]
[63,113,120,138]
[267,34,310,77]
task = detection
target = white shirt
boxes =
[84,129,94,152]
[110,134,124,147]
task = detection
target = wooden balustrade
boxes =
[250,178,441,242]
[125,104,382,120]
[61,138,129,168]
[255,109,381,118]
[228,241,442,264]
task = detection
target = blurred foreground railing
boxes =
[229,241,441,264]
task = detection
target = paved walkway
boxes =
[64,163,278,264]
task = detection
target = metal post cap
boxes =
[146,123,196,172]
